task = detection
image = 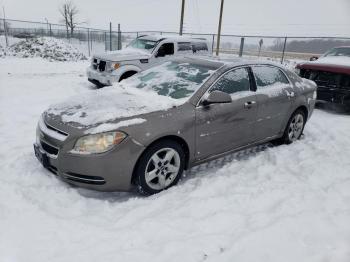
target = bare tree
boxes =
[59,1,79,38]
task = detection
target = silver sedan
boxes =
[34,57,317,194]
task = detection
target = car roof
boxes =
[172,56,285,71]
[138,34,208,43]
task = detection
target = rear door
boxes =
[195,67,258,160]
[251,65,295,141]
[192,42,209,55]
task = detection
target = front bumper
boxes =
[34,128,145,191]
[317,86,350,106]
[86,67,120,86]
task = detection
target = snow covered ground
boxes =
[0,57,350,262]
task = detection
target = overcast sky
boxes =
[1,0,350,37]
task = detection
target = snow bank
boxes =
[6,37,87,61]
[0,44,5,58]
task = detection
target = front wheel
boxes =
[135,140,185,195]
[281,109,306,144]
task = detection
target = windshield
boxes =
[323,47,350,57]
[122,61,216,99]
[127,38,158,52]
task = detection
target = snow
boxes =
[85,118,146,134]
[0,44,5,58]
[47,85,181,128]
[256,83,290,97]
[110,47,152,55]
[93,47,151,61]
[47,61,214,127]
[312,56,350,67]
[1,57,350,262]
[3,37,87,61]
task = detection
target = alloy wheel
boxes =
[288,113,304,141]
[145,148,181,190]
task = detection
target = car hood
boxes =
[94,47,151,62]
[297,56,350,74]
[44,85,186,133]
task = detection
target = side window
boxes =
[252,66,289,89]
[177,42,192,52]
[210,68,251,95]
[192,42,208,53]
[156,43,174,57]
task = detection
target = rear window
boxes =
[178,42,192,51]
[324,47,350,57]
[252,66,289,88]
[192,42,208,53]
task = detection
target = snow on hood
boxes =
[94,47,151,62]
[312,56,350,67]
[85,118,146,134]
[46,85,184,128]
[46,61,215,128]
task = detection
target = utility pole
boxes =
[179,0,185,35]
[117,23,121,50]
[109,22,112,51]
[44,18,49,35]
[215,0,224,56]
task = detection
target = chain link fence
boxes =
[2,18,350,62]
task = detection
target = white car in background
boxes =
[87,35,211,87]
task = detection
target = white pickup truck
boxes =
[87,35,211,87]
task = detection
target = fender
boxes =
[114,64,142,81]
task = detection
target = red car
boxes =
[296,46,350,110]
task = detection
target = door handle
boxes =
[244,101,256,109]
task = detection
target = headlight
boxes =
[112,63,120,70]
[294,67,301,75]
[107,62,120,71]
[71,131,127,154]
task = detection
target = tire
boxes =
[119,71,137,82]
[280,109,306,144]
[135,140,185,195]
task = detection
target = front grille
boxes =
[98,60,106,72]
[92,58,106,72]
[302,69,350,90]
[39,117,68,142]
[92,58,98,69]
[45,122,68,137]
[40,141,59,156]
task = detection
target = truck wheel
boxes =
[119,71,137,82]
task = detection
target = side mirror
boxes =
[202,90,232,106]
[156,48,165,58]
[310,56,318,61]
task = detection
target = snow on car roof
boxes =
[179,55,285,70]
[138,34,208,42]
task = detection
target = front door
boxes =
[195,67,258,161]
[150,42,175,66]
